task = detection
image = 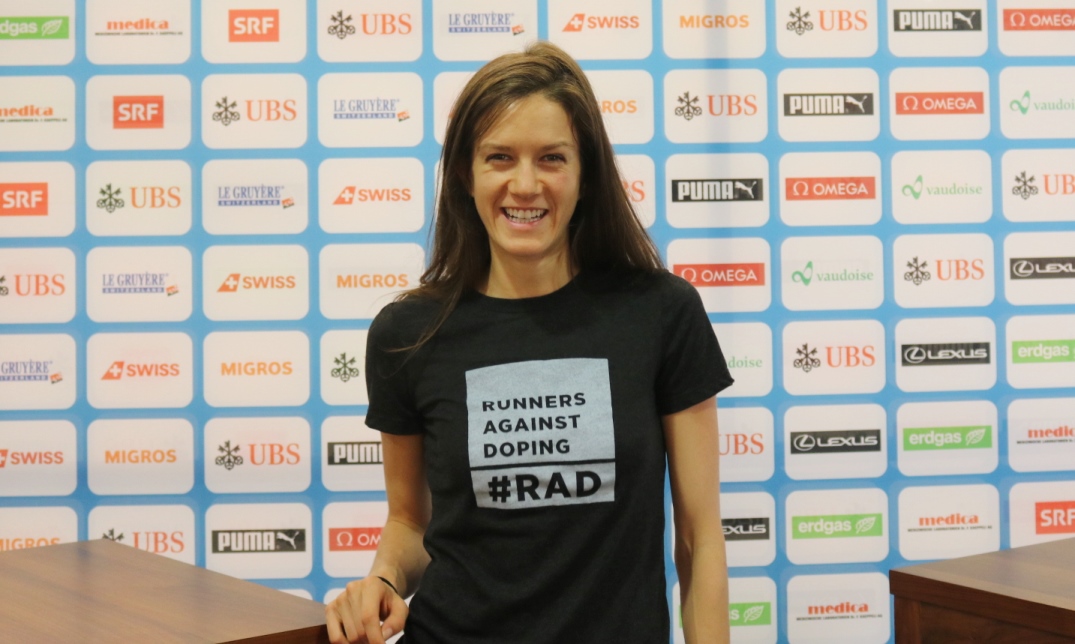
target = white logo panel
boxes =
[1009,397,1075,473]
[548,0,652,60]
[898,484,999,561]
[0,420,75,497]
[318,158,424,233]
[86,0,191,65]
[318,72,423,148]
[316,0,422,62]
[0,76,75,151]
[666,153,769,228]
[319,243,425,320]
[0,247,76,323]
[321,330,369,406]
[201,0,306,63]
[322,416,385,492]
[202,245,309,321]
[775,0,878,58]
[662,0,765,60]
[717,406,774,483]
[323,501,388,577]
[714,323,772,398]
[888,0,988,58]
[85,75,192,151]
[615,154,655,229]
[0,162,75,238]
[0,334,75,411]
[777,68,879,142]
[433,71,472,145]
[1003,149,1075,223]
[201,74,307,149]
[1004,232,1075,305]
[721,492,776,567]
[86,246,192,322]
[0,0,75,67]
[784,404,887,480]
[203,331,310,408]
[897,400,998,476]
[781,236,884,311]
[666,238,770,313]
[432,0,538,62]
[1009,480,1075,547]
[999,1,1075,57]
[779,152,881,226]
[889,66,990,141]
[1007,314,1075,389]
[86,160,192,237]
[1000,66,1075,139]
[205,502,312,579]
[894,317,996,392]
[586,70,654,144]
[782,320,886,395]
[201,159,308,235]
[786,573,891,644]
[88,505,196,564]
[0,506,77,552]
[87,332,194,409]
[893,233,994,308]
[205,417,311,493]
[664,69,768,143]
[87,418,194,495]
[891,150,992,224]
[785,488,889,564]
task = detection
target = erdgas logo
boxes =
[1012,340,1075,363]
[903,425,992,451]
[792,513,883,538]
[728,602,771,627]
[0,17,69,40]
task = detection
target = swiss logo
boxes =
[87,332,193,409]
[113,95,165,129]
[549,1,650,60]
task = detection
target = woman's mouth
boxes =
[503,207,547,223]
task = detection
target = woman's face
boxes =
[470,94,582,273]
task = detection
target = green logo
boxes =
[1012,339,1075,363]
[729,602,771,627]
[904,425,992,451]
[0,16,69,39]
[901,175,924,200]
[1010,90,1031,115]
[791,261,813,286]
[791,513,883,539]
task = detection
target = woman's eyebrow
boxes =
[476,141,577,152]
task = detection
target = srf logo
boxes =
[1036,500,1075,535]
[0,183,48,216]
[113,96,165,129]
[229,9,279,42]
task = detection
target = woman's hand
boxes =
[326,576,408,644]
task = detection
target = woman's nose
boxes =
[509,162,539,196]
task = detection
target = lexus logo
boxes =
[792,434,816,452]
[903,346,926,364]
[1011,260,1034,278]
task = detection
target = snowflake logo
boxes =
[674,92,702,121]
[0,276,7,296]
[793,343,821,373]
[102,528,124,542]
[215,440,244,470]
[331,353,361,383]
[904,257,931,286]
[787,7,813,35]
[328,10,355,40]
[213,97,241,126]
[1012,171,1038,201]
[96,184,125,213]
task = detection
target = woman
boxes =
[326,41,732,644]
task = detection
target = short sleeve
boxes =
[365,302,425,435]
[655,274,734,415]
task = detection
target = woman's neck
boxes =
[480,253,577,299]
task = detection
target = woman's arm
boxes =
[326,432,432,644]
[663,395,730,644]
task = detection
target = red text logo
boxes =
[825,345,876,368]
[786,176,876,201]
[1044,175,1075,195]
[0,449,64,467]
[708,94,758,117]
[328,527,382,551]
[245,99,297,122]
[719,433,765,456]
[1004,9,1075,31]
[335,273,410,289]
[8,274,65,296]
[333,187,412,205]
[0,183,48,216]
[896,92,985,115]
[563,13,640,32]
[217,274,297,292]
[113,96,165,129]
[673,263,766,287]
[247,443,301,465]
[229,9,279,42]
[355,13,412,35]
[1036,500,1075,534]
[934,258,985,281]
[818,9,869,31]
[101,361,180,380]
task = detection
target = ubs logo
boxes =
[329,353,360,382]
[790,429,881,454]
[792,343,875,371]
[671,179,763,202]
[214,441,300,468]
[904,257,930,285]
[793,343,820,372]
[211,529,306,552]
[327,441,383,465]
[2,274,66,297]
[328,527,382,551]
[1009,257,1075,280]
[0,182,48,216]
[1003,9,1075,32]
[784,93,874,116]
[721,517,770,541]
[328,12,411,38]
[896,92,984,115]
[113,95,164,129]
[95,184,181,212]
[673,263,766,287]
[893,10,981,31]
[229,9,279,42]
[901,343,990,366]
[787,7,868,33]
[719,432,765,456]
[673,91,703,121]
[101,528,185,554]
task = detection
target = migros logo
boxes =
[0,16,69,40]
[673,263,765,287]
[113,96,165,129]
[229,9,279,42]
[896,92,985,115]
[786,176,876,201]
[792,513,883,539]
[677,14,750,29]
[101,361,180,380]
[335,273,410,289]
[903,425,991,451]
[328,527,382,551]
[1004,9,1075,31]
[103,448,177,464]
[220,361,293,376]
[0,182,48,216]
[1036,500,1075,534]
[0,448,64,467]
[562,13,640,32]
[217,273,297,292]
[893,9,981,32]
[1011,340,1075,363]
[0,535,61,551]
[599,98,637,115]
[333,186,411,205]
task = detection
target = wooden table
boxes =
[0,539,329,643]
[890,536,1075,643]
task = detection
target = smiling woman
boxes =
[326,41,733,644]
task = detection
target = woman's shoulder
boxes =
[582,267,692,300]
[369,293,442,348]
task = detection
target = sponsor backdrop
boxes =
[1,0,1074,641]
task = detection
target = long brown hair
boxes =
[402,41,663,345]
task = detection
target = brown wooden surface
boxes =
[0,539,329,643]
[890,536,1075,642]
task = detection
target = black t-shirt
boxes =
[364,269,733,644]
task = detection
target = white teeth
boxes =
[503,208,547,223]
